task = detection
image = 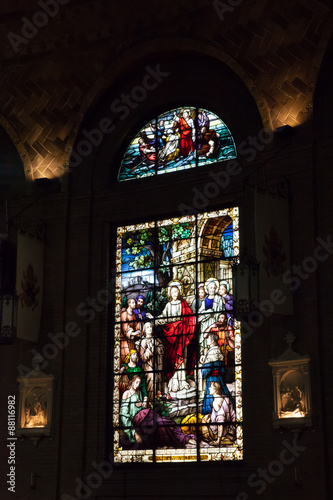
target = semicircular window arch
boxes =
[118,107,237,181]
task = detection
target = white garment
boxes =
[204,345,224,364]
[211,397,235,437]
[161,299,189,393]
[161,300,182,318]
[197,345,224,392]
[159,133,179,161]
[139,337,164,400]
[198,295,224,353]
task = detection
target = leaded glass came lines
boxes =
[118,108,236,181]
[112,208,243,463]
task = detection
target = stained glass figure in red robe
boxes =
[159,280,196,393]
[173,109,195,158]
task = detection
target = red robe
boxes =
[162,299,196,380]
[178,117,194,157]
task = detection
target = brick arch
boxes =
[68,36,270,153]
[69,40,265,191]
[1,1,331,187]
[68,13,332,166]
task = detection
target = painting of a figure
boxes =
[113,208,242,463]
[24,387,47,428]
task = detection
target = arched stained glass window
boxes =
[221,222,234,258]
[113,207,243,463]
[118,107,236,181]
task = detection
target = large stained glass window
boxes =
[112,207,243,463]
[118,107,236,181]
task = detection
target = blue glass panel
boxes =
[221,223,233,258]
[121,228,155,272]
[118,121,157,181]
[197,108,236,167]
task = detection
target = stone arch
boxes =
[67,37,270,147]
[196,215,234,286]
[69,39,265,191]
[198,215,232,259]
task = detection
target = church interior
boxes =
[0,0,332,498]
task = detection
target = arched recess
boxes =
[68,40,266,193]
[198,216,233,259]
[0,118,28,200]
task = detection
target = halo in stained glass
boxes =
[118,107,237,181]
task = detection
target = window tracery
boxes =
[112,207,243,463]
[118,107,236,181]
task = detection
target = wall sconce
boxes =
[232,253,259,319]
[17,360,54,446]
[268,332,312,429]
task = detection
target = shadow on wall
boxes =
[0,127,26,200]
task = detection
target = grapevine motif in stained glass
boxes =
[118,108,237,181]
[113,208,243,463]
